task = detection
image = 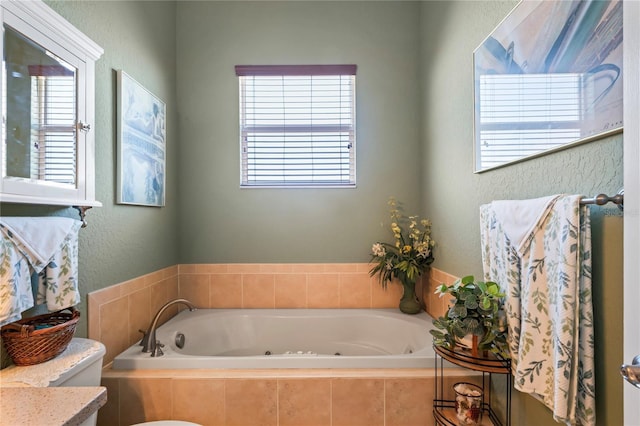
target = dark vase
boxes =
[399,278,421,314]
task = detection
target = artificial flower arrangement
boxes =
[369,197,435,314]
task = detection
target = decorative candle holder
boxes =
[453,382,483,426]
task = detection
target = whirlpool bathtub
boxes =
[113,309,438,369]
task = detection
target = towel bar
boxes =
[580,188,624,210]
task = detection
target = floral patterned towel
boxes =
[0,235,34,326]
[0,218,82,324]
[480,195,595,426]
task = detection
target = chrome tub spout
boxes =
[141,298,197,356]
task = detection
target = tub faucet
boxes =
[141,298,197,356]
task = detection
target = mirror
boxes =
[0,0,102,206]
[3,24,77,186]
[473,0,623,172]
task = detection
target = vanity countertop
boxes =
[0,386,106,426]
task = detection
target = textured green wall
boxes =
[1,0,180,336]
[0,2,624,423]
[175,1,423,263]
[420,2,623,425]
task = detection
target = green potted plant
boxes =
[369,197,435,314]
[430,275,509,359]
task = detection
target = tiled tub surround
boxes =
[99,368,481,426]
[88,264,458,364]
[89,264,464,426]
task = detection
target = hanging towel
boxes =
[0,217,82,315]
[0,233,35,326]
[480,195,595,426]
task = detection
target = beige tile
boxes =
[332,378,384,426]
[307,274,340,308]
[97,377,119,426]
[148,281,171,316]
[120,277,146,297]
[428,293,443,319]
[356,263,373,273]
[164,264,179,278]
[88,284,121,305]
[325,263,360,273]
[372,278,403,308]
[179,264,197,273]
[430,267,444,284]
[144,269,166,287]
[210,273,243,308]
[421,279,431,314]
[87,294,101,341]
[339,273,371,308]
[225,379,277,426]
[128,288,151,346]
[173,379,225,425]
[100,297,129,365]
[119,378,172,425]
[275,274,307,308]
[149,277,183,325]
[291,264,325,273]
[385,378,434,426]
[278,378,331,426]
[179,274,210,308]
[228,263,262,274]
[242,274,275,308]
[196,264,228,274]
[167,275,180,301]
[260,263,294,273]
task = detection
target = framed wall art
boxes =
[473,0,622,172]
[117,70,166,206]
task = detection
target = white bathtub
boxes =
[112,309,438,369]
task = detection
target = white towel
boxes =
[480,195,595,426]
[490,195,560,254]
[0,217,78,270]
[0,217,82,316]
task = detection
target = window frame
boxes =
[236,64,357,189]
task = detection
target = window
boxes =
[476,73,583,171]
[236,65,356,187]
[30,64,77,184]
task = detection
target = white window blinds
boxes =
[29,64,77,184]
[477,73,582,170]
[236,65,356,187]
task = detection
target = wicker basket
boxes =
[1,308,80,366]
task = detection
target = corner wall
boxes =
[0,0,181,338]
[175,1,424,263]
[419,2,624,425]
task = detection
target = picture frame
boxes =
[473,0,623,172]
[116,70,166,206]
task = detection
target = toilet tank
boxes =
[0,338,106,426]
[0,338,106,387]
[49,338,106,387]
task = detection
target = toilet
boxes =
[45,338,106,426]
[0,337,106,426]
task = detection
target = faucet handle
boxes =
[151,341,165,357]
